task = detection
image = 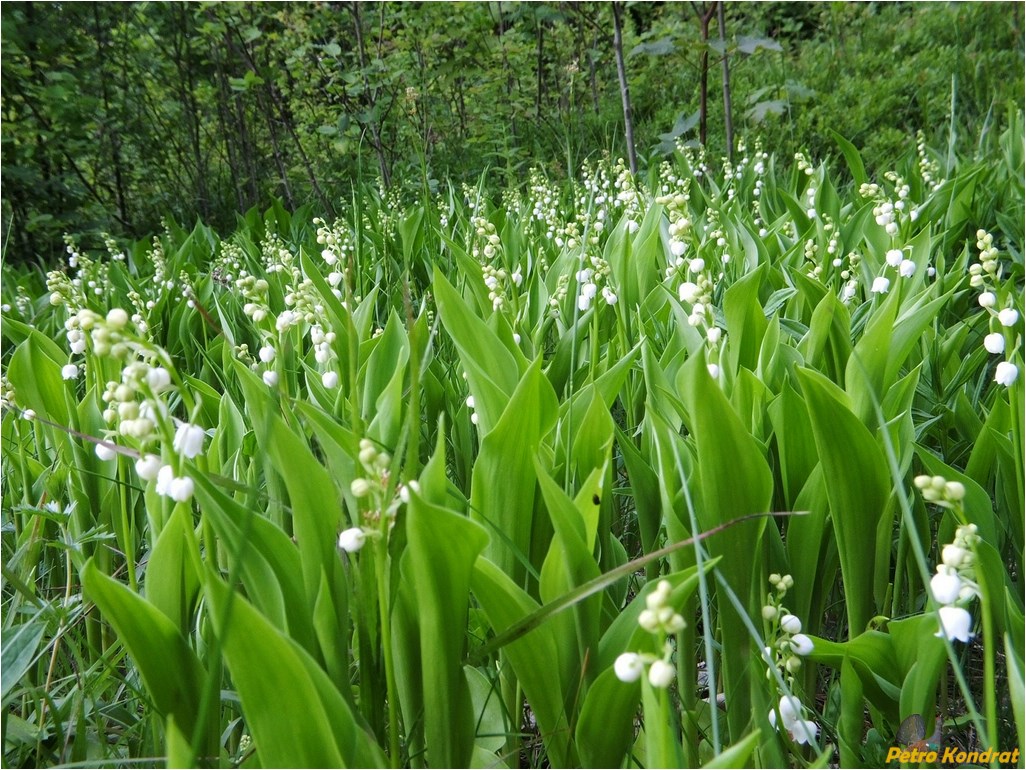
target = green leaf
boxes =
[830,130,868,189]
[470,357,558,581]
[1,621,47,705]
[433,266,521,433]
[797,368,889,635]
[402,488,489,767]
[470,558,574,768]
[702,730,762,768]
[678,351,772,739]
[145,504,202,633]
[82,560,206,737]
[204,572,384,768]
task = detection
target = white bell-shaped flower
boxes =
[983,333,1005,354]
[135,454,162,481]
[930,571,962,604]
[935,606,974,642]
[995,361,1018,387]
[173,423,206,459]
[338,527,366,553]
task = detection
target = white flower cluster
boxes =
[916,131,944,192]
[655,161,693,258]
[970,229,1001,288]
[100,361,172,441]
[527,168,562,242]
[610,158,644,234]
[913,477,980,643]
[482,264,522,313]
[794,153,818,219]
[339,439,418,554]
[761,574,814,678]
[575,259,616,312]
[761,574,818,746]
[236,274,272,324]
[1,375,17,413]
[577,157,617,241]
[972,231,1021,388]
[98,420,205,504]
[676,263,718,357]
[613,580,684,689]
[769,695,819,746]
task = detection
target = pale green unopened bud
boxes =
[944,481,965,501]
[351,478,373,498]
[359,446,377,467]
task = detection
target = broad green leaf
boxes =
[145,504,201,633]
[402,488,489,767]
[433,266,520,434]
[192,474,315,653]
[470,558,574,768]
[470,358,558,581]
[798,368,890,635]
[204,572,384,768]
[82,560,206,738]
[679,351,772,739]
[701,729,762,768]
[575,667,639,768]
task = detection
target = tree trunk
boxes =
[696,3,716,147]
[535,13,545,118]
[611,2,638,175]
[717,1,733,161]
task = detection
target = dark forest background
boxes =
[2,2,1022,264]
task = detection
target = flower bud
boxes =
[106,308,129,329]
[995,361,1019,387]
[780,614,802,634]
[351,478,373,498]
[983,333,1005,354]
[638,610,659,633]
[613,652,644,683]
[648,660,676,689]
[168,476,195,503]
[338,527,366,553]
[788,633,814,656]
[998,308,1019,327]
[935,605,973,642]
[941,544,967,568]
[944,481,965,501]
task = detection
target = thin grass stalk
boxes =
[671,437,721,754]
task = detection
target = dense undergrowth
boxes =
[1,121,1024,768]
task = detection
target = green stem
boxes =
[118,457,137,592]
[974,556,999,754]
[374,536,401,767]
